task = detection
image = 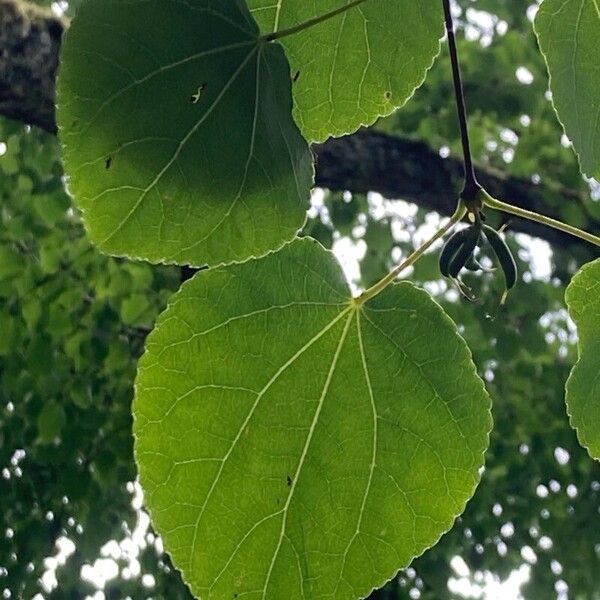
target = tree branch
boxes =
[0,0,65,133]
[1,0,598,254]
[313,131,599,253]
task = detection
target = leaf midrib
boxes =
[260,308,355,598]
[188,303,354,573]
[331,310,378,594]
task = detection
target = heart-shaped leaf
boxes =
[134,238,491,599]
[57,0,313,267]
[247,0,444,142]
[535,0,600,178]
[565,258,600,460]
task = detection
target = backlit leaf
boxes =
[248,0,444,142]
[57,0,313,267]
[535,0,600,178]
[134,238,491,599]
[565,258,600,460]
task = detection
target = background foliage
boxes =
[1,0,599,598]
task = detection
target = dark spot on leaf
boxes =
[286,475,292,487]
[292,70,300,83]
[105,156,112,170]
[384,91,392,101]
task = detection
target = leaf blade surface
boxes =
[565,258,600,460]
[57,0,313,267]
[248,0,444,142]
[535,0,600,178]
[134,238,492,599]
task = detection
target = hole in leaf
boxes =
[190,83,207,104]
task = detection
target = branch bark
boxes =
[1,0,598,254]
[0,0,65,133]
[314,131,600,253]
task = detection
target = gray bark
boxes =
[0,0,65,133]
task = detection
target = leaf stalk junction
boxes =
[357,0,599,306]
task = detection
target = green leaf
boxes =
[0,245,23,280]
[57,0,313,267]
[535,0,600,178]
[120,294,152,327]
[37,402,66,444]
[134,238,491,599]
[248,0,444,143]
[565,258,600,460]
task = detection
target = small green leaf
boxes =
[134,238,491,599]
[0,246,23,280]
[120,294,152,327]
[535,0,600,178]
[57,0,313,267]
[565,258,600,460]
[37,402,66,444]
[248,0,444,142]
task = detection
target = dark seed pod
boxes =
[448,225,480,278]
[483,224,517,293]
[439,227,471,277]
[464,231,488,272]
[464,255,495,273]
[464,254,483,272]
